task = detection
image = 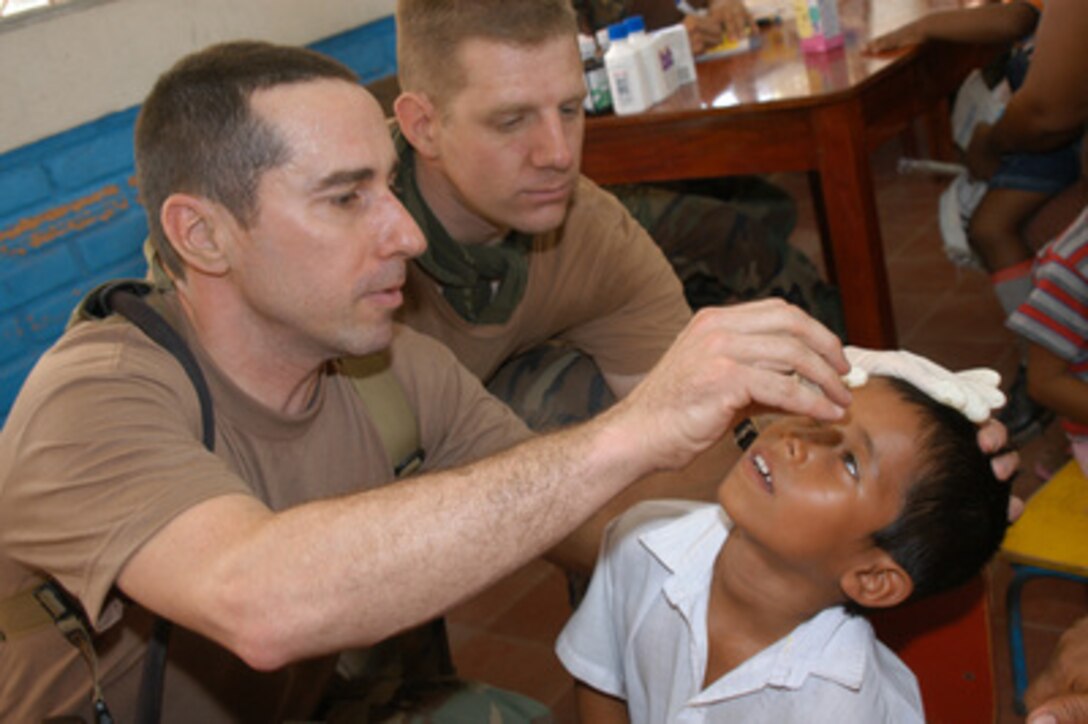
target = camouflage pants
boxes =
[485,344,609,605]
[319,678,552,724]
[318,621,553,723]
[486,342,616,432]
[610,177,845,336]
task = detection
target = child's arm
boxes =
[864,3,1040,54]
[967,0,1088,178]
[576,681,631,723]
[1025,342,1088,426]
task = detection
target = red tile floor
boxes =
[445,139,1088,723]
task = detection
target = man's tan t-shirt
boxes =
[397,175,692,382]
[0,294,531,722]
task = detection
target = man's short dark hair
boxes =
[135,41,359,279]
[852,376,1010,612]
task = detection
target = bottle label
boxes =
[612,68,634,104]
[584,67,612,113]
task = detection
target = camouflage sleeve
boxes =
[575,0,631,32]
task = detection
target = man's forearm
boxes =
[121,405,651,670]
[547,434,738,574]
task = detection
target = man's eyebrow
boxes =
[311,168,375,193]
[486,102,534,118]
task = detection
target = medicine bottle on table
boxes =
[604,22,652,115]
[623,15,669,104]
[579,33,613,115]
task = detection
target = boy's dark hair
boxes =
[849,376,1010,613]
[135,41,359,281]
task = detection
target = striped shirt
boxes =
[1008,207,1088,436]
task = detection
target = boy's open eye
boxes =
[842,451,860,481]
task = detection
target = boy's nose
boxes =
[787,425,843,460]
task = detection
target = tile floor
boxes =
[445,139,1088,723]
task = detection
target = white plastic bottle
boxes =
[604,22,652,115]
[651,23,697,92]
[623,15,669,104]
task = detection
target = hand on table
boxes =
[709,0,756,40]
[684,14,728,55]
[685,0,756,55]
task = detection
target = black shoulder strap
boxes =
[78,279,217,723]
[80,280,215,451]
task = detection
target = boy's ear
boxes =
[394,91,440,159]
[840,552,914,609]
[160,193,232,276]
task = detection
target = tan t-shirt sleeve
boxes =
[0,321,250,627]
[553,178,692,377]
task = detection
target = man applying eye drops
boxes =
[558,371,1011,723]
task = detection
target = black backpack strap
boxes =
[77,280,217,722]
[99,283,216,451]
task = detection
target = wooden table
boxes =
[582,0,1000,346]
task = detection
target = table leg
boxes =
[806,171,836,286]
[812,100,897,348]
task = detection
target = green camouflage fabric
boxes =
[573,0,628,32]
[485,342,616,432]
[483,345,608,606]
[320,677,552,724]
[316,621,553,723]
[573,0,680,33]
[611,177,846,336]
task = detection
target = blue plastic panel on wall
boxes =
[0,15,398,425]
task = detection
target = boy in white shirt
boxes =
[557,373,1010,723]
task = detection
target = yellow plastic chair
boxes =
[1001,460,1088,714]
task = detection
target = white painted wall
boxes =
[0,0,396,154]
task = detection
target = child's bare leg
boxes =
[968,187,1052,272]
[969,187,1059,442]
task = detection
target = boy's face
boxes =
[719,379,926,574]
[425,34,586,237]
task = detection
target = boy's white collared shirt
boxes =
[556,500,924,723]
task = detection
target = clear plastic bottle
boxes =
[604,22,652,115]
[623,15,669,104]
[792,0,843,52]
[578,33,612,115]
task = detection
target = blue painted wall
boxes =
[0,15,397,423]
